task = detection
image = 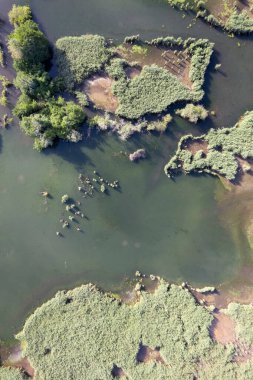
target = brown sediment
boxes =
[206,0,253,24]
[84,75,118,112]
[1,344,35,377]
[210,312,236,345]
[117,44,192,89]
[188,140,209,155]
[136,345,168,365]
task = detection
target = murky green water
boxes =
[0,0,253,339]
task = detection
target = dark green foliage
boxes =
[8,19,50,73]
[55,35,111,90]
[9,5,86,151]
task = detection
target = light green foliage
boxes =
[75,91,89,107]
[105,58,127,80]
[8,8,50,73]
[113,65,193,119]
[9,5,86,151]
[147,114,173,132]
[131,44,148,55]
[17,281,213,380]
[8,5,32,26]
[109,37,213,119]
[0,367,28,380]
[165,111,253,180]
[176,104,208,123]
[225,10,253,33]
[55,35,111,89]
[224,303,253,347]
[168,0,207,11]
[0,75,11,107]
[15,280,253,380]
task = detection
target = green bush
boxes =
[55,35,111,90]
[113,64,193,119]
[8,19,50,72]
[8,4,32,26]
[176,103,208,123]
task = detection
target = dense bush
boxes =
[0,367,27,380]
[8,19,50,72]
[55,35,111,90]
[113,64,193,119]
[8,5,32,26]
[176,103,208,123]
[9,5,86,151]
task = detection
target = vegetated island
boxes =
[6,5,213,150]
[165,110,253,182]
[2,278,253,379]
[168,0,253,34]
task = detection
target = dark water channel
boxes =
[0,0,253,339]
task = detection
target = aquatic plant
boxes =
[55,35,111,90]
[176,104,208,123]
[165,110,253,181]
[113,64,193,119]
[147,114,173,132]
[110,37,213,118]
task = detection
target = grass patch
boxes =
[0,367,27,380]
[176,103,208,123]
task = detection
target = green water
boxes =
[0,0,252,339]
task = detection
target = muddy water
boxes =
[0,0,252,340]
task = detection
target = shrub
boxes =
[113,64,193,119]
[8,19,50,72]
[8,5,32,26]
[176,104,208,123]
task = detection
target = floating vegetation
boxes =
[61,194,69,204]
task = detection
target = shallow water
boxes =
[0,0,253,339]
